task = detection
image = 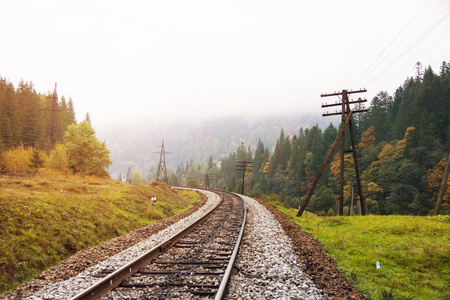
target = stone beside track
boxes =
[226,195,326,299]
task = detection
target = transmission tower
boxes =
[154,139,171,184]
[297,89,368,217]
[203,173,214,189]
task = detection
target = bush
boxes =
[248,189,265,200]
[186,178,201,188]
[306,186,336,214]
[131,170,143,185]
[45,144,69,173]
[327,208,335,216]
[265,193,281,205]
[3,145,32,175]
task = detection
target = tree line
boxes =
[0,78,111,177]
[176,62,450,215]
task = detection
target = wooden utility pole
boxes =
[236,160,252,195]
[297,89,368,217]
[154,139,171,184]
[434,153,450,215]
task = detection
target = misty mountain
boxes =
[99,112,332,178]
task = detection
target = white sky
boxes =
[1,0,449,134]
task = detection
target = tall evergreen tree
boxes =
[0,78,19,148]
[17,81,41,148]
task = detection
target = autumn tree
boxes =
[131,170,143,185]
[63,121,112,177]
[3,145,31,175]
[427,157,450,214]
[45,144,69,173]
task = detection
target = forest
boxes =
[0,80,75,152]
[172,62,450,215]
[2,61,449,215]
[0,79,111,177]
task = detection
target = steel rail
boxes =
[214,192,247,300]
[70,189,224,300]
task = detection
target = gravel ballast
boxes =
[226,195,326,299]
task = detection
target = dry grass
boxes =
[0,176,200,293]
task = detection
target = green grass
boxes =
[0,178,200,293]
[276,206,450,300]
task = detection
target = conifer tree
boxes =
[126,166,133,183]
[17,81,41,148]
[28,148,45,172]
[67,97,76,125]
[84,112,92,125]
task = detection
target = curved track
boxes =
[70,190,246,300]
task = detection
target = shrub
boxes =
[3,145,32,175]
[45,144,69,173]
[186,179,201,188]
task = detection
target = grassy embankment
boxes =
[0,177,201,293]
[275,206,449,300]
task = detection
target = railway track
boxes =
[70,190,246,300]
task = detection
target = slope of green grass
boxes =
[0,178,200,293]
[277,206,450,299]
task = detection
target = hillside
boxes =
[100,111,330,178]
[0,177,201,293]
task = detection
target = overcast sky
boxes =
[1,0,449,134]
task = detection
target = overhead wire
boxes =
[330,0,386,89]
[350,0,430,88]
[288,0,449,137]
[370,24,450,93]
[336,0,414,89]
[361,6,450,92]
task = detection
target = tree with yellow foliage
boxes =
[45,144,69,173]
[63,121,112,177]
[2,145,31,175]
[427,156,450,214]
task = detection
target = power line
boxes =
[361,7,450,91]
[350,0,431,88]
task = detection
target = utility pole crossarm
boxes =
[321,99,367,108]
[320,89,366,97]
[323,109,368,117]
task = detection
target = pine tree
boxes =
[126,166,133,183]
[207,155,214,170]
[67,97,76,125]
[253,139,265,174]
[84,112,92,125]
[0,78,19,148]
[17,80,41,148]
[28,147,44,172]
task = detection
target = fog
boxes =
[1,0,448,135]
